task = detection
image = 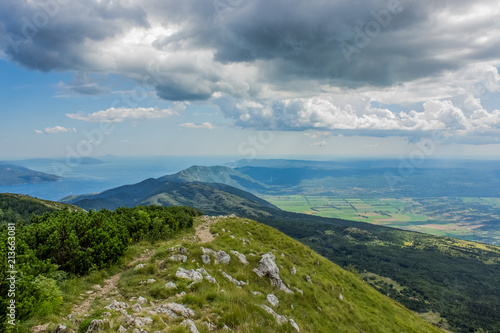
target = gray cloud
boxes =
[2,0,500,142]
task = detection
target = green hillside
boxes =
[8,211,442,333]
[0,193,84,225]
[61,178,277,217]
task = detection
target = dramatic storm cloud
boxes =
[1,0,500,143]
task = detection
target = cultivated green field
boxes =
[262,195,500,246]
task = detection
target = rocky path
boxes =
[70,249,156,317]
[195,216,220,243]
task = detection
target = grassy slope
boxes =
[0,193,84,225]
[31,216,442,333]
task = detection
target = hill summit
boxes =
[35,215,442,333]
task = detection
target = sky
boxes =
[0,0,500,160]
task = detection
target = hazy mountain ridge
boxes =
[159,165,269,192]
[0,162,62,186]
[61,178,278,217]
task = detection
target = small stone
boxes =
[134,264,145,271]
[251,291,262,296]
[215,250,231,265]
[179,246,188,254]
[137,296,148,305]
[53,324,66,333]
[230,250,249,265]
[105,300,129,311]
[201,254,211,264]
[117,326,128,332]
[176,268,203,281]
[181,319,200,333]
[261,305,287,325]
[134,317,153,328]
[267,294,279,308]
[339,294,343,301]
[305,276,312,283]
[132,303,142,313]
[147,279,156,284]
[168,255,187,263]
[289,319,300,332]
[165,282,177,289]
[291,267,296,275]
[86,319,105,332]
[220,270,246,287]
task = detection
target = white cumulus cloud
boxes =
[179,122,214,129]
[67,106,182,122]
[35,126,77,134]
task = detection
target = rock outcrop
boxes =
[253,253,294,294]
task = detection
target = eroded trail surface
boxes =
[195,216,222,243]
[70,249,156,317]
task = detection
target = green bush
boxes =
[0,205,200,330]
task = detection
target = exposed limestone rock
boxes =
[181,319,200,333]
[251,291,262,296]
[176,267,203,281]
[169,255,187,263]
[53,324,66,333]
[137,296,148,305]
[267,294,279,308]
[291,267,296,275]
[124,315,135,326]
[195,268,217,283]
[105,300,129,311]
[294,287,304,295]
[260,305,287,325]
[179,246,188,254]
[201,246,217,256]
[242,238,250,245]
[117,326,127,332]
[289,319,300,332]
[205,275,217,283]
[220,270,246,287]
[201,254,211,264]
[230,250,249,265]
[215,250,231,265]
[134,264,145,271]
[86,319,106,332]
[253,253,294,294]
[305,276,312,283]
[157,303,195,318]
[339,294,343,301]
[134,317,153,328]
[147,279,156,284]
[132,303,142,313]
[165,282,177,289]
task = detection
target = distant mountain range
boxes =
[0,163,62,186]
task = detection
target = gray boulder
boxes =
[253,254,294,294]
[267,294,279,308]
[53,324,66,333]
[181,319,200,333]
[176,268,203,281]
